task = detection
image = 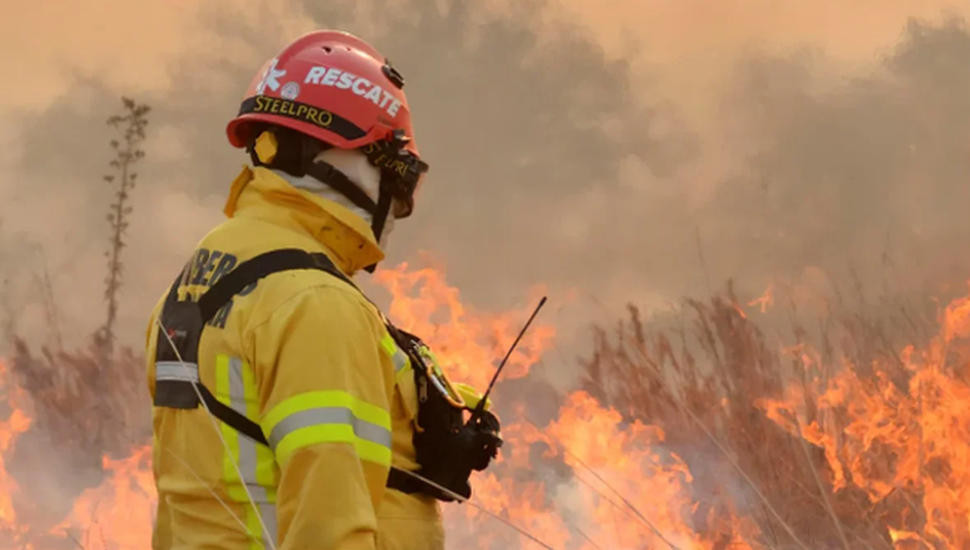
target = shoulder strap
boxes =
[190,249,357,447]
[199,248,356,323]
[165,248,420,492]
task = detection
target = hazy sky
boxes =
[3,0,970,356]
[4,0,965,105]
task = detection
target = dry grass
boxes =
[5,337,148,533]
[578,277,952,549]
[0,270,962,550]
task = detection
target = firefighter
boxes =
[145,30,500,550]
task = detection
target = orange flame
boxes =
[0,358,155,549]
[24,256,970,548]
[52,446,155,549]
[376,256,759,549]
[0,359,32,545]
[502,392,757,550]
[757,283,970,549]
[374,256,556,390]
[0,256,762,549]
[747,281,774,313]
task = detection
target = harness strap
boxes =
[304,161,379,216]
[159,248,422,493]
[197,383,269,445]
[198,248,355,323]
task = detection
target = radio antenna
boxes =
[471,296,547,419]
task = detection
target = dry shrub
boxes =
[6,336,147,529]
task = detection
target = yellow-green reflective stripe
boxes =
[380,334,396,357]
[395,359,412,384]
[263,391,390,433]
[268,407,391,450]
[275,423,392,466]
[380,334,410,378]
[261,391,392,466]
[217,354,242,496]
[246,505,262,550]
[246,502,277,550]
[249,368,277,500]
[216,354,278,548]
[235,356,277,497]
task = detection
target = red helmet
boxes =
[226,30,428,219]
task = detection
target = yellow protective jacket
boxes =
[145,166,444,550]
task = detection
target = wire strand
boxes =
[134,279,278,550]
[394,469,558,550]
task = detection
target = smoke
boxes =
[5,4,970,546]
[2,0,970,363]
[695,18,970,290]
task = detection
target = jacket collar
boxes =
[223,165,384,275]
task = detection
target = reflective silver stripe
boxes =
[259,503,277,549]
[228,357,247,415]
[155,361,199,383]
[229,358,267,495]
[391,348,408,374]
[266,407,392,451]
[227,357,277,546]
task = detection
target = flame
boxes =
[52,446,155,549]
[8,255,970,549]
[0,256,762,549]
[373,255,556,390]
[747,281,774,313]
[756,285,970,549]
[376,256,758,549]
[0,357,155,549]
[535,391,755,550]
[890,527,928,545]
[0,359,32,545]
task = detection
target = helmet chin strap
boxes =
[249,129,421,274]
[270,150,395,273]
[363,175,396,273]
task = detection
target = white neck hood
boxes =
[271,148,396,247]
